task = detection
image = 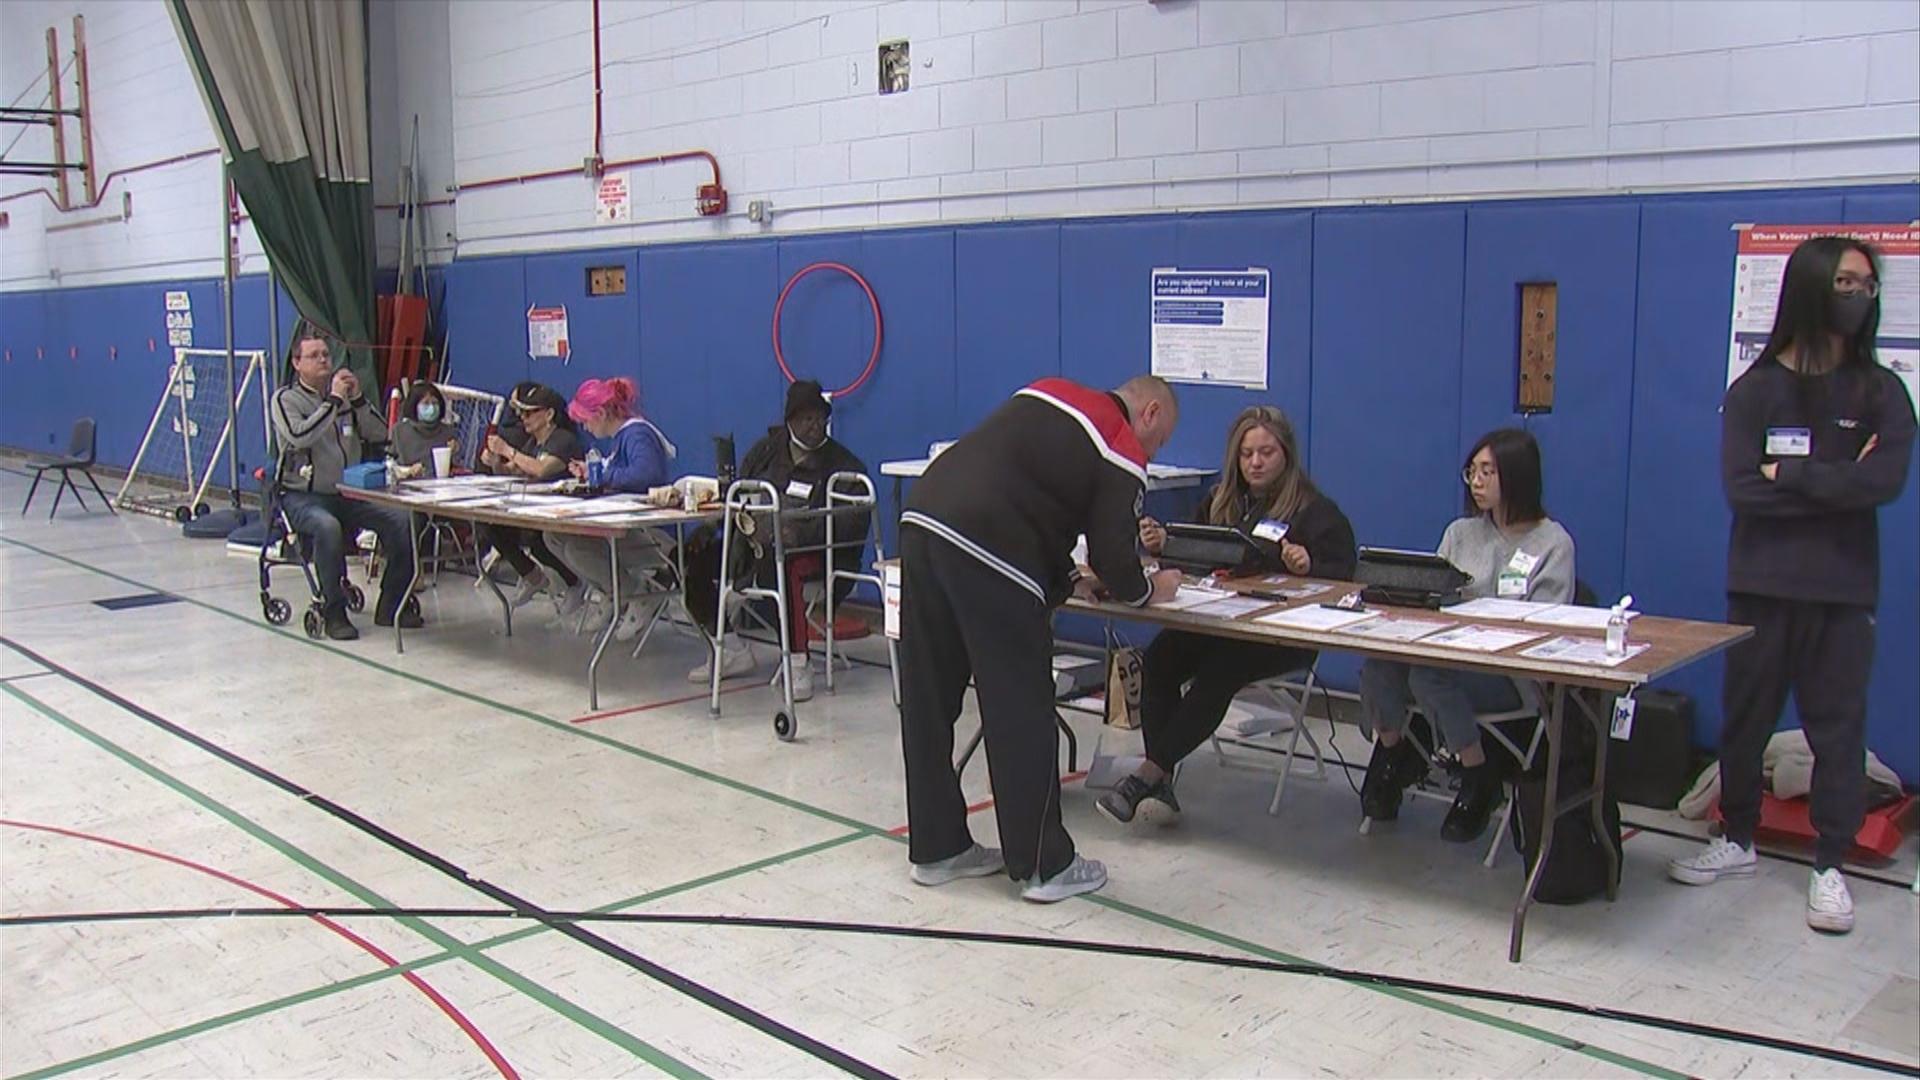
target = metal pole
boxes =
[44,27,69,209]
[266,267,280,458]
[222,163,240,508]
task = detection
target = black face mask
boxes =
[1829,291,1874,337]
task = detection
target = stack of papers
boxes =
[1422,625,1546,652]
[1444,597,1556,621]
[1521,604,1640,630]
[1188,594,1279,619]
[1255,577,1334,600]
[1156,585,1234,611]
[1256,605,1381,632]
[1519,636,1651,667]
[1336,615,1452,643]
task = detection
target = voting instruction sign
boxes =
[1150,268,1270,390]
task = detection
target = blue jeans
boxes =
[281,490,415,614]
[1360,659,1524,755]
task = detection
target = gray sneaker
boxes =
[910,843,1005,886]
[1021,855,1107,903]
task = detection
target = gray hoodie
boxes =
[273,379,388,494]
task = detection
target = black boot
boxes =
[375,593,424,629]
[1361,738,1420,821]
[1442,760,1504,843]
[323,603,359,641]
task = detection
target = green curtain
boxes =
[167,0,378,390]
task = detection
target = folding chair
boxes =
[1360,704,1543,868]
[23,418,114,521]
[1203,664,1332,815]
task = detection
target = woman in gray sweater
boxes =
[1358,428,1576,842]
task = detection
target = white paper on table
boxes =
[1336,615,1452,643]
[1520,604,1640,630]
[1519,636,1651,667]
[1156,585,1233,611]
[411,475,510,489]
[397,486,514,505]
[1445,597,1556,621]
[1256,605,1381,632]
[1189,594,1278,619]
[516,494,657,520]
[1256,576,1334,599]
[1423,624,1546,652]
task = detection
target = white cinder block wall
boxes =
[3,0,1916,286]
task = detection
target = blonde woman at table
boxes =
[1358,428,1575,843]
[1097,405,1356,826]
[549,377,678,642]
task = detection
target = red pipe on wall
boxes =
[591,0,604,162]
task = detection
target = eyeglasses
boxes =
[1462,464,1498,484]
[1834,273,1880,299]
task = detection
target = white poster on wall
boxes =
[595,173,630,224]
[164,291,192,347]
[1727,224,1919,411]
[1149,268,1270,390]
[527,305,570,362]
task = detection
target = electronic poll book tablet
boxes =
[1354,546,1471,608]
[1160,523,1276,574]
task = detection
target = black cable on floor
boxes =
[4,905,1914,1077]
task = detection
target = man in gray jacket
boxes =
[272,335,419,640]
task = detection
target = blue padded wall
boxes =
[6,181,1915,780]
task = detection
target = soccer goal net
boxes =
[115,347,268,520]
[437,383,506,472]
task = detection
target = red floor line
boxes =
[569,682,754,725]
[1622,827,1642,842]
[888,769,1091,837]
[0,819,519,1080]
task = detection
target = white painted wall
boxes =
[446,0,1920,255]
[4,0,1915,284]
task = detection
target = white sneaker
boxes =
[788,658,814,702]
[510,571,548,609]
[1807,868,1855,934]
[556,581,589,617]
[1667,836,1758,886]
[612,602,654,642]
[910,843,1005,886]
[1022,855,1107,903]
[687,640,755,683]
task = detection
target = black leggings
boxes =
[477,524,578,588]
[1141,628,1316,773]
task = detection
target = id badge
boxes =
[1252,519,1289,543]
[785,479,814,501]
[1498,572,1528,598]
[1610,696,1637,741]
[1765,427,1811,457]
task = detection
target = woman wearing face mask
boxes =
[475,382,586,609]
[390,382,459,475]
[1098,405,1355,826]
[549,377,679,641]
[681,379,869,703]
[1667,237,1914,936]
[1357,428,1575,843]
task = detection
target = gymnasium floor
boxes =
[2,464,1916,1079]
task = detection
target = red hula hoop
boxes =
[772,261,882,397]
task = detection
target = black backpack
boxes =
[1510,702,1623,905]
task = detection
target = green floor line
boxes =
[0,681,704,1080]
[5,830,868,1080]
[1,534,1691,1078]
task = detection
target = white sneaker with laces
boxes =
[510,571,548,609]
[688,640,756,683]
[1667,836,1757,886]
[910,844,1005,886]
[1021,855,1107,903]
[788,657,814,702]
[1807,868,1855,934]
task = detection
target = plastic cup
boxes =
[431,446,453,478]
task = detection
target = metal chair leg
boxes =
[84,468,115,513]
[21,470,44,513]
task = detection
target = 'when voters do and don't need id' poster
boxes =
[1728,224,1919,411]
[1150,268,1271,390]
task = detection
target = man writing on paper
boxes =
[898,376,1182,902]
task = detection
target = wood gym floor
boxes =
[1,463,1916,1079]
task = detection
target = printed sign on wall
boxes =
[1149,268,1271,390]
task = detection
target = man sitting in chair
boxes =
[683,379,869,703]
[272,334,421,641]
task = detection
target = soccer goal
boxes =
[116,347,269,521]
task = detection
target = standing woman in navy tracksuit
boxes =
[1667,236,1916,937]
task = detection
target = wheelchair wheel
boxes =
[773,711,796,741]
[264,598,292,626]
[301,607,324,639]
[344,584,366,613]
[172,505,192,524]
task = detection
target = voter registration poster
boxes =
[1727,224,1919,411]
[1150,268,1271,390]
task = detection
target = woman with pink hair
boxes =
[549,376,679,640]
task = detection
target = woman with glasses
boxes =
[1097,405,1356,826]
[1667,236,1914,936]
[1357,428,1575,843]
[476,382,587,609]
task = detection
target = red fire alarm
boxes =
[696,182,728,216]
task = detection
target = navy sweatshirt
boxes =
[1721,358,1916,607]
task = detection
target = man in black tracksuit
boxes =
[899,376,1182,902]
[1668,237,1915,936]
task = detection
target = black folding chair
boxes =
[22,418,114,521]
